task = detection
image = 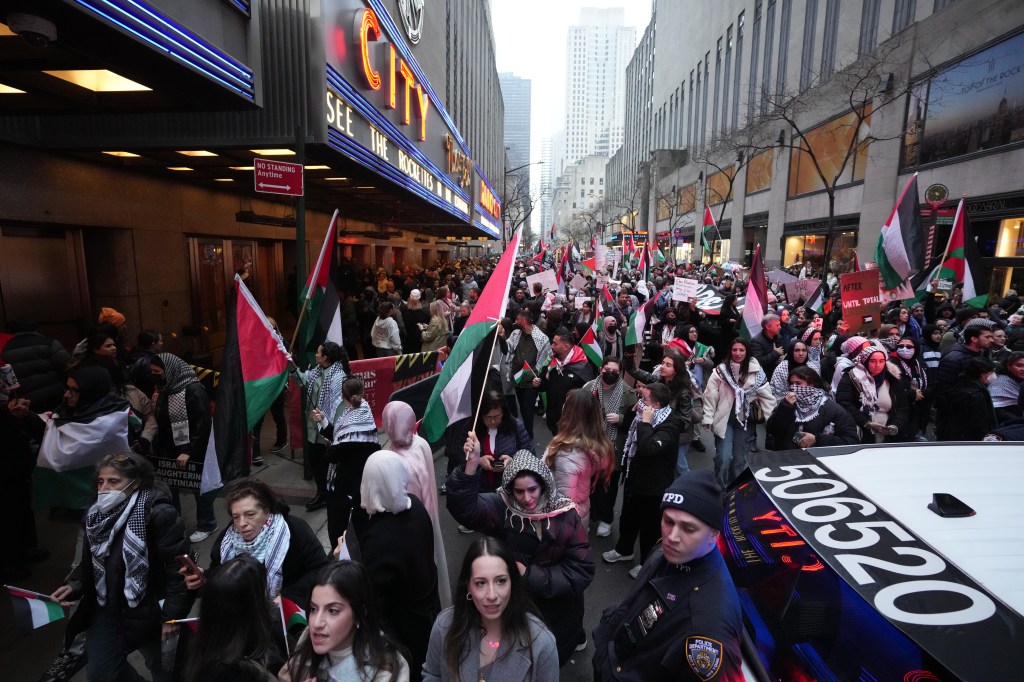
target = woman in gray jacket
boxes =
[422,536,558,682]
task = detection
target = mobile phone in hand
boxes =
[176,554,206,586]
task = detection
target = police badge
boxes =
[685,636,723,680]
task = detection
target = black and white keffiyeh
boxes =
[718,363,767,430]
[326,400,378,490]
[86,489,151,608]
[220,512,291,598]
[621,398,672,478]
[305,362,346,417]
[790,385,829,422]
[157,353,199,447]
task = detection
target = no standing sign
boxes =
[253,158,304,196]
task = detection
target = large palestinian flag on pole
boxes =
[421,229,522,441]
[939,198,988,308]
[234,275,292,430]
[875,172,926,290]
[740,244,767,341]
[702,206,716,252]
[581,318,603,367]
[296,210,342,368]
[625,296,657,347]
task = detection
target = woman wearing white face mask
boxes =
[50,453,192,682]
[937,357,999,441]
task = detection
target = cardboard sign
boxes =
[840,269,882,334]
[937,279,954,292]
[881,279,916,303]
[526,269,558,294]
[596,273,609,290]
[575,296,591,310]
[784,278,821,304]
[594,245,608,271]
[569,273,589,291]
[673,277,700,302]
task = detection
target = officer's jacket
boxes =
[592,546,744,682]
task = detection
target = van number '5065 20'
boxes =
[753,464,996,626]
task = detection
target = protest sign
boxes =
[575,296,590,310]
[596,273,608,290]
[569,273,588,291]
[526,269,558,294]
[594,245,608,270]
[673,278,699,302]
[783,278,820,305]
[840,269,882,334]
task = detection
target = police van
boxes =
[723,443,1023,682]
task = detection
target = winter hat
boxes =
[410,289,422,300]
[660,469,724,531]
[98,307,126,327]
[841,335,870,357]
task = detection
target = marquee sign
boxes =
[322,0,499,237]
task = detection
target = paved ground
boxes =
[0,418,719,681]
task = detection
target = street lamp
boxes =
[502,161,543,249]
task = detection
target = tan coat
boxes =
[702,358,777,439]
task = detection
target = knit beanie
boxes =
[840,335,869,357]
[98,307,126,327]
[660,469,724,531]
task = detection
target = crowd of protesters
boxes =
[1,246,1020,681]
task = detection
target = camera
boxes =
[5,13,57,48]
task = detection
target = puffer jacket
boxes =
[701,359,777,439]
[64,481,193,649]
[446,452,594,666]
[545,445,598,527]
[2,331,71,413]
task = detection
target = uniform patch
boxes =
[685,636,723,680]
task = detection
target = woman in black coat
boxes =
[767,365,860,450]
[835,346,910,444]
[446,449,593,667]
[357,450,440,681]
[185,479,330,611]
[937,357,999,441]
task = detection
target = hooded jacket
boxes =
[445,451,594,665]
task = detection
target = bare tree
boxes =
[756,38,915,285]
[501,174,536,247]
[654,184,695,263]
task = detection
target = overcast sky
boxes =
[490,0,652,166]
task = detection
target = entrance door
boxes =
[0,225,87,349]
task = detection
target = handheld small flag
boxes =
[581,320,603,367]
[6,585,64,634]
[281,596,307,630]
[513,362,535,386]
[625,297,657,347]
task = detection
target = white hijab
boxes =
[360,450,412,515]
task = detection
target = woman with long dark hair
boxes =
[544,389,614,529]
[182,555,283,681]
[464,391,533,491]
[280,561,410,681]
[422,537,558,681]
[769,339,821,398]
[702,338,777,487]
[765,365,859,450]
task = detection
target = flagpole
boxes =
[469,324,502,434]
[288,210,339,356]
[278,595,291,658]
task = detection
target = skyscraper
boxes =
[499,72,533,238]
[563,8,637,173]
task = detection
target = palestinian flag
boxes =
[235,275,292,430]
[421,229,522,441]
[571,242,581,260]
[804,281,826,314]
[603,284,614,304]
[650,240,667,264]
[296,210,343,369]
[581,319,603,367]
[513,362,535,386]
[702,206,716,252]
[590,235,598,251]
[740,244,767,341]
[579,256,597,275]
[625,297,657,347]
[637,241,649,282]
[7,586,63,634]
[34,406,132,510]
[280,596,307,630]
[556,243,571,295]
[624,232,636,266]
[875,172,926,289]
[938,198,988,308]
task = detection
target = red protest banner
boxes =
[840,269,883,334]
[348,351,443,424]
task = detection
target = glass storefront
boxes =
[743,218,768,267]
[782,230,858,271]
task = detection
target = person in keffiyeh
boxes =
[150,352,215,541]
[296,342,349,513]
[766,365,860,450]
[51,453,192,681]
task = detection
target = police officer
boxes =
[593,469,743,681]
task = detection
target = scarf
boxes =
[498,451,575,539]
[305,362,347,416]
[988,374,1021,408]
[549,345,588,371]
[360,450,411,515]
[592,377,626,444]
[220,512,291,598]
[157,353,199,447]
[791,385,829,422]
[86,489,151,608]
[717,363,766,430]
[621,398,672,478]
[849,365,882,415]
[328,400,378,489]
